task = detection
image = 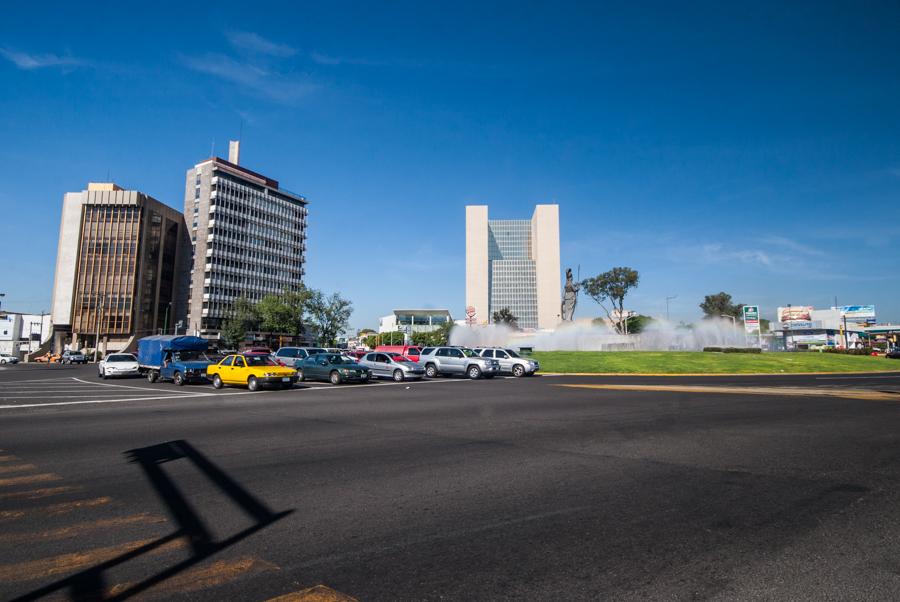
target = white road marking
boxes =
[72,377,200,393]
[0,390,257,409]
[815,375,900,380]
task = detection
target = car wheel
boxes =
[393,369,404,382]
[147,371,159,383]
[174,371,185,386]
[0,359,6,364]
[512,364,526,377]
[97,368,103,378]
[248,376,259,391]
[297,369,305,382]
[467,365,482,379]
[212,374,223,389]
[425,363,438,378]
[330,371,342,385]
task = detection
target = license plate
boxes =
[281,377,290,382]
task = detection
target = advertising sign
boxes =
[837,305,876,324]
[778,306,813,323]
[465,305,477,325]
[742,305,760,334]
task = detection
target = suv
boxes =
[0,353,19,365]
[61,350,88,364]
[473,347,539,377]
[419,346,500,379]
[272,346,328,368]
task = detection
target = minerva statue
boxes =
[561,268,580,321]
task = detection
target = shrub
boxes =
[723,347,762,354]
[703,347,723,352]
[822,347,875,356]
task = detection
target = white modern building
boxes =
[1,312,53,357]
[465,204,561,330]
[378,309,452,334]
[184,141,309,339]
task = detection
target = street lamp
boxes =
[721,314,736,327]
[665,295,678,321]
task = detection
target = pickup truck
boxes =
[137,335,213,386]
[61,350,88,364]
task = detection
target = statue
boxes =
[561,267,580,321]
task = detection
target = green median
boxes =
[531,351,898,374]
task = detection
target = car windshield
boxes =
[174,350,209,361]
[244,355,278,367]
[322,354,354,364]
[393,355,412,362]
[308,348,327,355]
[461,348,478,357]
[505,349,522,358]
[107,354,136,362]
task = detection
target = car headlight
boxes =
[341,369,351,375]
[264,372,277,377]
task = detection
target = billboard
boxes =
[778,306,812,323]
[742,305,760,334]
[837,305,876,324]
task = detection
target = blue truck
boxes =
[137,335,213,386]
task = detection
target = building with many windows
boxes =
[49,183,189,354]
[465,204,561,330]
[378,309,453,334]
[185,142,308,339]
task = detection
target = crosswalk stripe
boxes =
[266,585,359,602]
[0,455,20,462]
[1,497,114,521]
[0,473,61,487]
[0,463,37,475]
[0,486,80,501]
[0,513,166,544]
[109,556,278,596]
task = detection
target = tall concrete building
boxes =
[50,183,189,353]
[185,143,308,338]
[465,204,561,330]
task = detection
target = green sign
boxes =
[742,305,760,334]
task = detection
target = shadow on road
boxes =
[12,440,292,601]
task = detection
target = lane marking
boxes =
[109,556,278,596]
[0,497,113,521]
[0,513,166,544]
[0,464,35,474]
[0,537,187,583]
[0,473,62,487]
[266,585,359,602]
[0,486,81,501]
[557,383,900,401]
[0,390,258,409]
[72,377,206,394]
[0,455,21,462]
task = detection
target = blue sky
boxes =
[1,1,899,329]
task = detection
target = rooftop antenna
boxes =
[210,139,215,159]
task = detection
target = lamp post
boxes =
[94,296,105,363]
[721,314,736,327]
[665,295,677,321]
[163,301,172,334]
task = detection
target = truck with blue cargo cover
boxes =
[137,335,213,386]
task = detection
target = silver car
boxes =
[418,346,500,379]
[358,352,426,382]
[272,346,328,368]
[98,353,140,378]
[474,347,539,377]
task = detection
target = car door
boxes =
[216,355,234,382]
[230,356,247,384]
[492,349,511,372]
[444,348,465,373]
[375,353,393,377]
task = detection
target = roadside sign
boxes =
[742,305,760,334]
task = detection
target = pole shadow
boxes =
[12,440,292,602]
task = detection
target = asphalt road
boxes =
[2,363,900,601]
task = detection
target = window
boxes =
[448,349,464,358]
[421,348,434,355]
[376,354,390,363]
[233,356,245,367]
[481,350,494,358]
[436,348,449,357]
[220,356,234,367]
[496,350,509,359]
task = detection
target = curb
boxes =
[541,371,900,377]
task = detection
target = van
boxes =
[374,345,423,362]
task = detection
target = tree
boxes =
[257,287,313,337]
[411,321,453,347]
[699,292,744,319]
[491,307,519,328]
[220,296,258,348]
[307,291,353,346]
[625,314,653,334]
[581,267,640,335]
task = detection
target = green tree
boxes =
[491,307,519,328]
[581,267,640,335]
[411,321,453,347]
[625,314,653,334]
[308,291,353,346]
[257,288,312,336]
[220,296,258,348]
[699,292,744,319]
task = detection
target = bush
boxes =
[722,347,762,354]
[703,347,723,352]
[822,347,875,356]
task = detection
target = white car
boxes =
[0,354,19,365]
[98,353,140,379]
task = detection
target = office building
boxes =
[379,309,453,334]
[50,183,189,353]
[465,204,561,330]
[185,142,308,338]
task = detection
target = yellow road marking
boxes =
[0,473,61,487]
[0,497,114,521]
[0,463,37,475]
[109,556,278,596]
[0,455,20,462]
[267,585,359,602]
[0,537,187,583]
[0,486,81,501]
[0,513,165,544]
[557,383,900,401]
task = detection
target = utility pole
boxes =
[665,295,677,321]
[93,296,104,363]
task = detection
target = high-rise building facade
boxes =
[50,183,189,353]
[185,146,308,338]
[465,204,561,330]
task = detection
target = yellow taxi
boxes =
[207,353,298,391]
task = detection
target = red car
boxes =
[375,345,423,362]
[243,346,273,355]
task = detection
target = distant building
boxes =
[0,311,52,357]
[772,305,875,349]
[379,309,453,334]
[184,142,308,339]
[465,204,561,330]
[50,183,189,353]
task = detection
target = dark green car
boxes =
[298,353,372,385]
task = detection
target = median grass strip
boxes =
[531,351,898,374]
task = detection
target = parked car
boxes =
[272,346,328,367]
[473,347,540,377]
[61,350,88,364]
[34,352,61,363]
[345,349,369,360]
[243,346,273,355]
[207,354,298,391]
[358,352,426,381]
[887,348,900,359]
[297,353,371,385]
[0,353,19,365]
[97,353,140,379]
[375,345,423,362]
[418,346,500,379]
[138,335,214,385]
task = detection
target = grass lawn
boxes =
[531,351,899,374]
